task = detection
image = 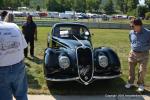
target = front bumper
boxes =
[45,73,121,83]
[46,77,80,82]
[93,74,121,79]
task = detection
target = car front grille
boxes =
[77,47,92,66]
[76,47,93,82]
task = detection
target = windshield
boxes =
[55,26,90,40]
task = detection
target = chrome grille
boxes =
[76,47,93,84]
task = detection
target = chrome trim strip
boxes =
[93,74,121,79]
[45,77,80,82]
[51,37,69,48]
[73,35,85,46]
[76,46,94,85]
[45,74,121,82]
[50,36,74,50]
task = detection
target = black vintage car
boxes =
[44,23,121,86]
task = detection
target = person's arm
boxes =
[129,31,132,43]
[34,27,37,41]
[34,24,37,41]
[21,33,28,49]
[22,24,25,35]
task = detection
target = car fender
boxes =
[94,47,121,67]
[44,48,67,74]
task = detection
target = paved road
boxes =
[13,95,150,100]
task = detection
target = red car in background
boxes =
[38,12,48,17]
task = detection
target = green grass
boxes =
[25,27,150,95]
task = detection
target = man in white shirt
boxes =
[0,11,28,100]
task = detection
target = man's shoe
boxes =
[31,56,34,60]
[125,83,134,89]
[137,85,144,92]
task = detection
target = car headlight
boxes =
[59,56,70,69]
[98,55,108,68]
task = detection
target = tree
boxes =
[36,5,40,11]
[72,0,86,12]
[0,0,4,9]
[116,0,127,13]
[145,0,150,11]
[59,0,66,12]
[86,0,93,12]
[47,0,60,11]
[136,5,148,18]
[103,0,114,14]
[86,0,101,13]
[58,0,72,12]
[125,0,139,15]
[93,0,101,12]
[127,0,139,12]
[24,0,30,7]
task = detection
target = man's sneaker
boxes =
[125,83,134,89]
[137,85,144,92]
[31,56,34,60]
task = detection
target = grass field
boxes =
[25,27,150,95]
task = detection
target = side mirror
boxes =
[85,31,90,36]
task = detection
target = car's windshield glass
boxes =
[55,26,90,40]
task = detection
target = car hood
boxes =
[54,37,92,49]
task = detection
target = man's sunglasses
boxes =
[130,25,134,28]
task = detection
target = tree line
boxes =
[0,0,150,17]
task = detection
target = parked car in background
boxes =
[59,13,73,19]
[76,13,89,19]
[44,23,121,88]
[18,7,29,11]
[48,12,59,18]
[13,11,26,17]
[101,14,109,21]
[38,12,48,17]
[29,11,39,17]
[112,15,127,19]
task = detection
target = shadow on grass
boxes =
[25,62,31,68]
[27,73,42,89]
[27,56,43,64]
[47,78,150,95]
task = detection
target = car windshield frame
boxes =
[52,24,91,40]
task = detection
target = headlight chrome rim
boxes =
[59,56,70,69]
[98,55,108,68]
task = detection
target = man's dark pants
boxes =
[24,38,34,57]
